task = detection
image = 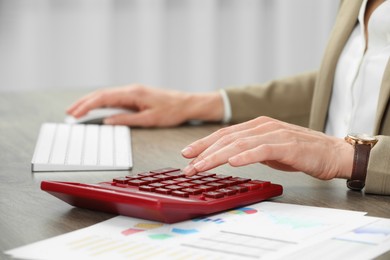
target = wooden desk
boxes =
[0,90,389,259]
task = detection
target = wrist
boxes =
[185,92,224,122]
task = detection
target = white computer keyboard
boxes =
[32,123,133,172]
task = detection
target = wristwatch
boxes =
[345,133,378,191]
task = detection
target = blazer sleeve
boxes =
[225,71,317,127]
[365,135,390,195]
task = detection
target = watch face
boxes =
[346,133,378,145]
[352,133,376,141]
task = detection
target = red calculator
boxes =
[41,167,283,223]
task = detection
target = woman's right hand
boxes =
[66,84,224,127]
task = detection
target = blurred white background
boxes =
[0,0,338,92]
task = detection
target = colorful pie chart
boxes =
[229,207,258,215]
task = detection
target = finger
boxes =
[104,111,156,127]
[72,88,136,118]
[185,119,291,166]
[181,117,269,159]
[66,91,101,114]
[228,143,295,168]
[185,131,288,176]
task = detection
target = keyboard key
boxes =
[67,125,84,165]
[83,125,99,166]
[114,126,132,167]
[50,124,71,164]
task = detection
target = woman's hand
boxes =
[67,84,224,127]
[182,116,354,180]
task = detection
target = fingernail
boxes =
[181,146,193,157]
[183,165,195,176]
[194,160,206,171]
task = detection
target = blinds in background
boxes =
[0,0,338,91]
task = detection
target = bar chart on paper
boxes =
[6,202,390,260]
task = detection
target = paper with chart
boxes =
[6,202,390,260]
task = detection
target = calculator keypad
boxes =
[112,167,270,201]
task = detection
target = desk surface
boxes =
[0,90,389,259]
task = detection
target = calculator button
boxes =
[161,180,178,185]
[137,172,158,177]
[139,185,155,192]
[197,172,216,177]
[230,177,251,184]
[125,175,140,180]
[185,175,203,180]
[194,185,215,192]
[190,180,208,185]
[217,188,237,196]
[165,172,185,178]
[249,180,271,188]
[165,185,183,190]
[239,183,261,191]
[149,183,166,188]
[218,180,238,186]
[171,191,190,198]
[113,177,129,184]
[202,177,218,183]
[207,182,227,189]
[173,177,190,183]
[181,188,203,195]
[128,179,150,186]
[177,182,195,188]
[150,167,180,174]
[228,185,249,193]
[155,188,172,195]
[204,191,224,199]
[213,174,232,180]
[140,177,158,182]
[153,175,174,181]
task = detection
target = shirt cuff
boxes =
[219,89,232,124]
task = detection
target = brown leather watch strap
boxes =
[346,144,371,191]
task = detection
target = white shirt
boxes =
[325,0,390,137]
[221,1,390,132]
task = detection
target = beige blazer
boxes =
[225,0,390,195]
